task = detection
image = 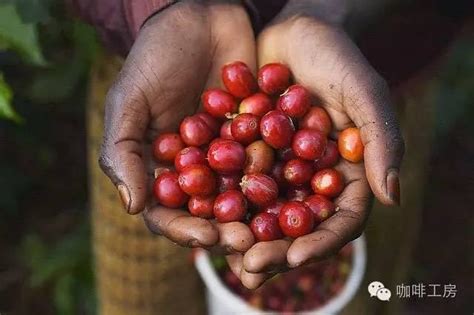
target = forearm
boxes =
[70,0,178,55]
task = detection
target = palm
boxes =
[229,17,403,289]
[101,2,257,250]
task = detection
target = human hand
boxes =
[99,1,256,251]
[229,2,405,289]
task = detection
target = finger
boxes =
[287,160,371,267]
[342,72,405,206]
[226,254,272,290]
[226,254,244,278]
[143,206,219,247]
[241,268,272,290]
[243,239,291,273]
[205,4,257,89]
[99,81,149,214]
[215,222,255,253]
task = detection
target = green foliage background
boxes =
[0,0,97,314]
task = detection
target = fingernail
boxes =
[117,184,131,213]
[386,169,400,206]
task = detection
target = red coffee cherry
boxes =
[277,147,296,161]
[153,172,189,208]
[216,173,241,193]
[244,140,275,175]
[174,146,206,173]
[202,88,237,119]
[304,194,336,224]
[153,133,185,163]
[276,85,311,118]
[286,185,312,202]
[270,161,287,188]
[180,115,214,146]
[195,112,220,136]
[178,164,216,196]
[207,139,246,174]
[241,174,279,207]
[260,110,295,149]
[231,113,260,145]
[257,63,291,95]
[188,195,216,219]
[220,120,234,140]
[250,212,283,241]
[213,190,248,223]
[311,168,344,198]
[292,129,327,161]
[314,140,339,170]
[300,106,332,136]
[222,61,257,98]
[283,159,314,186]
[338,127,364,163]
[239,93,273,117]
[278,201,314,238]
[261,200,285,216]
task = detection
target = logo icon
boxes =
[368,281,391,301]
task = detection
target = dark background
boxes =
[0,1,472,314]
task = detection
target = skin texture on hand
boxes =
[99,1,256,251]
[228,7,405,289]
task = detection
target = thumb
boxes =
[344,73,405,206]
[99,81,149,214]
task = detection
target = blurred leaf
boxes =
[27,21,98,103]
[21,234,47,270]
[28,58,84,103]
[21,221,91,287]
[0,3,45,65]
[434,37,474,138]
[54,273,75,315]
[16,0,51,24]
[0,73,23,123]
[0,165,30,212]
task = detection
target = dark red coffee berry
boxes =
[231,113,260,145]
[250,212,283,241]
[239,93,273,117]
[213,190,248,223]
[257,63,291,95]
[241,174,278,207]
[153,133,185,163]
[304,194,336,224]
[188,195,216,219]
[202,89,237,119]
[278,201,314,238]
[311,168,344,198]
[260,110,295,149]
[174,147,206,173]
[207,139,246,174]
[180,115,214,146]
[283,159,313,186]
[314,140,339,170]
[276,85,311,119]
[222,61,257,98]
[178,164,216,196]
[292,129,327,161]
[153,172,189,208]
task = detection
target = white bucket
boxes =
[195,235,366,315]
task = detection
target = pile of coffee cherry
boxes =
[152,61,364,241]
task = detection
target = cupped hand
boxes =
[230,13,404,289]
[99,1,256,251]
